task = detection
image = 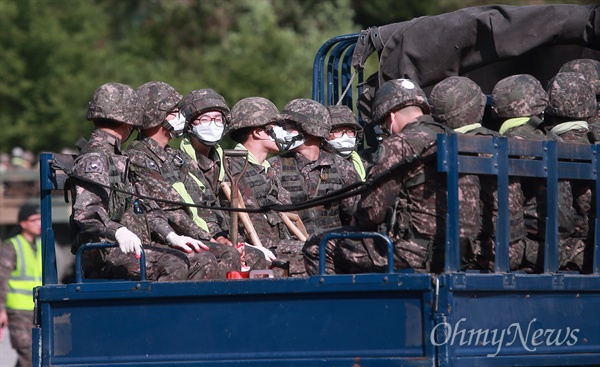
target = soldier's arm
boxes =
[72,154,124,241]
[0,241,17,311]
[336,156,362,225]
[130,176,212,242]
[355,139,409,229]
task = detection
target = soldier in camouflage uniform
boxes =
[544,72,597,271]
[323,105,368,181]
[559,59,600,128]
[0,204,41,367]
[430,76,532,271]
[268,98,360,238]
[126,81,243,279]
[304,79,449,275]
[71,83,194,281]
[178,89,268,271]
[492,74,581,272]
[227,97,308,276]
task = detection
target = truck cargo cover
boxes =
[352,4,600,97]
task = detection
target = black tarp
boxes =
[353,4,600,97]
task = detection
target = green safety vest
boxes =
[5,234,42,311]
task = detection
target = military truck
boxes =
[34,4,599,366]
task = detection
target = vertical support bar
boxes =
[312,34,359,104]
[544,141,559,273]
[32,325,41,366]
[594,145,600,274]
[444,134,460,273]
[495,137,510,272]
[39,153,58,285]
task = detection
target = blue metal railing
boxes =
[438,134,600,274]
[312,33,360,106]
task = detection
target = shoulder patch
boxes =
[84,159,106,173]
[372,145,385,164]
[145,158,160,172]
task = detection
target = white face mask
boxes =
[165,112,186,138]
[269,125,304,151]
[192,124,225,145]
[327,135,357,157]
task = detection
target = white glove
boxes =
[115,227,142,258]
[166,233,209,253]
[244,243,276,261]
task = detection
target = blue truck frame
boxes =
[33,34,600,366]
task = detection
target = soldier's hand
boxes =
[0,309,7,341]
[214,235,234,247]
[166,233,209,253]
[0,309,8,332]
[245,243,276,261]
[115,227,142,259]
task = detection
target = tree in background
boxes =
[0,0,355,154]
[0,0,595,155]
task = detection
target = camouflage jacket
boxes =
[504,123,575,240]
[179,137,230,237]
[70,129,172,251]
[180,136,224,195]
[223,145,295,248]
[465,127,526,243]
[355,115,449,243]
[268,149,360,235]
[126,136,213,241]
[550,122,593,239]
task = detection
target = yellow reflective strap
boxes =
[350,151,366,181]
[172,182,209,232]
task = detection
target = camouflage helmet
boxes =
[136,81,182,130]
[559,59,600,95]
[327,105,363,131]
[546,72,596,119]
[492,74,548,118]
[179,89,230,126]
[86,83,142,126]
[228,97,280,134]
[430,76,486,129]
[371,79,430,124]
[280,98,331,138]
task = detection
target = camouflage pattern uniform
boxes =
[559,59,600,127]
[126,81,243,279]
[268,99,361,236]
[179,89,230,194]
[493,74,581,271]
[431,76,530,271]
[304,80,448,275]
[545,72,597,271]
[71,83,191,281]
[324,105,369,180]
[127,138,240,279]
[226,97,306,276]
[178,89,267,271]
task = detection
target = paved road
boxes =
[0,328,17,367]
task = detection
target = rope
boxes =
[336,70,358,106]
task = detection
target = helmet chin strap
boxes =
[282,134,304,151]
